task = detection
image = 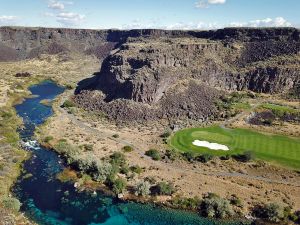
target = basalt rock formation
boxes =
[1,26,299,123]
[74,28,300,122]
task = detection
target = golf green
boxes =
[169,126,300,169]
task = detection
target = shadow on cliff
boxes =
[74,72,100,95]
[75,57,133,102]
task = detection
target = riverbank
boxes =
[12,79,252,225]
[0,53,99,224]
[0,75,44,224]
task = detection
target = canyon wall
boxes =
[1,26,299,122]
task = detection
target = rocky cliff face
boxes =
[73,27,299,122]
[85,35,299,104]
[1,26,299,123]
[1,26,299,60]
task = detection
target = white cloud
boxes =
[121,16,293,30]
[48,1,65,10]
[121,19,220,30]
[208,0,226,4]
[0,15,18,25]
[196,0,226,8]
[229,17,292,27]
[43,12,55,17]
[166,21,219,30]
[56,12,85,26]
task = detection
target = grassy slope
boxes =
[169,126,300,169]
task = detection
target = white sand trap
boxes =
[192,140,229,151]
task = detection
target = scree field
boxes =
[169,126,300,169]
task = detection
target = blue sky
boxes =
[0,0,299,29]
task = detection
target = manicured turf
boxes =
[169,126,300,169]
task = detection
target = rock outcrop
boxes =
[80,34,299,103]
[74,28,299,122]
[1,26,299,123]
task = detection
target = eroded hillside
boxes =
[73,28,300,123]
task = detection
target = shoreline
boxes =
[0,76,48,224]
[40,140,252,224]
[33,80,300,224]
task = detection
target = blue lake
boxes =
[13,80,249,225]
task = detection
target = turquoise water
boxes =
[13,80,249,225]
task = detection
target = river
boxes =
[12,80,248,225]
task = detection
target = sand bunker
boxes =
[192,140,229,151]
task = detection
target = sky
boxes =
[0,0,299,29]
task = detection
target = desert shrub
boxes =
[73,154,95,172]
[172,196,201,210]
[120,164,130,175]
[182,152,195,162]
[0,110,13,119]
[83,144,94,152]
[220,155,230,160]
[165,149,180,161]
[107,162,120,183]
[15,72,31,77]
[112,134,119,138]
[112,178,127,195]
[2,197,21,212]
[44,136,53,143]
[144,176,157,185]
[145,149,161,161]
[233,151,255,162]
[200,193,234,219]
[130,165,143,174]
[196,154,214,163]
[90,161,113,183]
[160,131,171,138]
[135,181,151,196]
[65,84,74,90]
[122,145,133,152]
[153,182,176,196]
[292,211,300,223]
[110,152,126,166]
[54,140,80,164]
[253,203,285,223]
[61,100,76,108]
[230,195,243,207]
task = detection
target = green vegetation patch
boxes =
[169,126,300,169]
[260,103,299,117]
